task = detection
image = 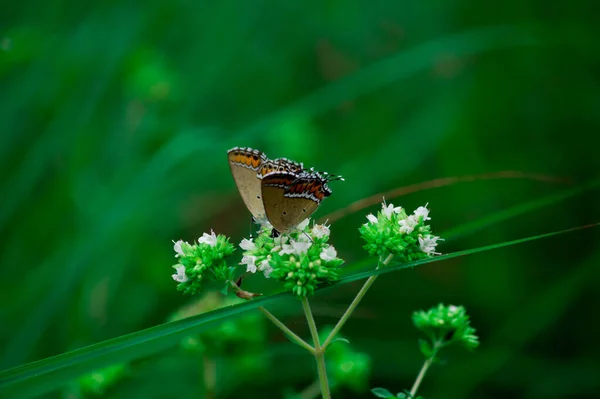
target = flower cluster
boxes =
[412,303,479,357]
[359,201,442,264]
[239,219,344,297]
[171,231,236,295]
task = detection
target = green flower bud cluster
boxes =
[413,303,479,357]
[319,326,372,393]
[359,202,442,264]
[239,219,344,297]
[171,231,236,295]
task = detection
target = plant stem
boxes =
[322,253,394,349]
[302,297,330,399]
[228,280,314,353]
[202,355,216,399]
[298,380,322,399]
[258,306,314,354]
[409,341,441,397]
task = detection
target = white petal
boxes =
[320,246,337,261]
[414,204,431,221]
[259,259,273,278]
[171,264,189,283]
[296,218,310,231]
[312,224,330,239]
[239,238,257,251]
[399,215,417,234]
[291,240,312,255]
[240,255,258,273]
[198,230,218,247]
[366,214,378,224]
[173,240,185,257]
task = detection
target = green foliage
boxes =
[1,1,600,397]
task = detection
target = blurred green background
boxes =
[1,1,600,398]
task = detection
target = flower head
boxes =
[239,217,344,297]
[412,303,479,356]
[170,231,236,295]
[359,200,442,264]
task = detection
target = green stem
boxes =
[322,253,394,349]
[228,280,314,353]
[202,355,216,399]
[409,341,442,397]
[258,306,314,354]
[302,297,330,399]
[298,380,322,399]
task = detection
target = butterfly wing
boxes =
[258,157,304,178]
[261,171,301,233]
[227,147,268,219]
[262,171,331,233]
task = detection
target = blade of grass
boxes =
[0,222,598,398]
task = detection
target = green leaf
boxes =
[371,387,395,398]
[329,337,350,346]
[418,339,433,358]
[0,222,598,398]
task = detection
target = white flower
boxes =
[399,215,418,234]
[296,218,310,231]
[272,235,289,253]
[366,214,378,224]
[198,230,218,247]
[171,264,188,283]
[382,203,403,218]
[258,259,273,278]
[240,238,257,252]
[173,240,185,257]
[291,240,312,255]
[414,204,431,221]
[320,246,337,261]
[312,224,330,239]
[241,255,258,273]
[418,235,441,256]
[278,239,312,256]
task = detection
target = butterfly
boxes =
[227,147,343,234]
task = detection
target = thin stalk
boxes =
[302,297,330,399]
[258,306,314,353]
[202,355,216,399]
[229,280,314,353]
[322,253,394,349]
[298,380,321,399]
[409,341,442,397]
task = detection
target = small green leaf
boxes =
[371,387,395,398]
[329,337,350,346]
[219,284,229,296]
[418,339,433,358]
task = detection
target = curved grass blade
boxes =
[1,222,598,398]
[231,26,539,141]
